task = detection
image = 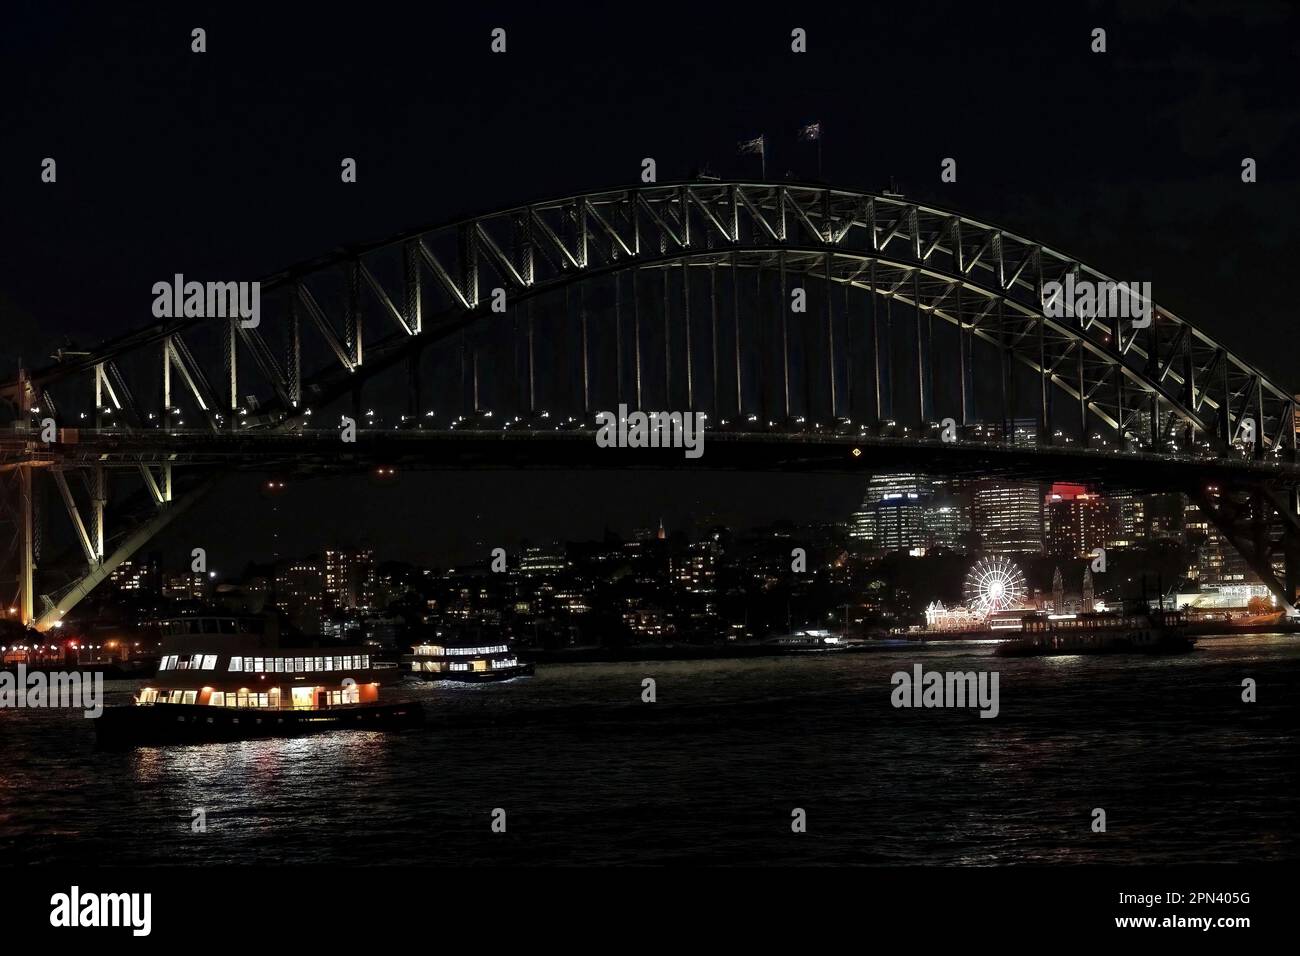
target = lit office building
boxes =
[850,473,930,545]
[874,493,927,552]
[1184,497,1254,587]
[972,480,1043,554]
[925,495,972,551]
[1107,491,1146,549]
[863,473,931,505]
[520,546,568,577]
[850,508,877,543]
[851,475,971,553]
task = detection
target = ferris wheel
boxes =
[963,556,1029,615]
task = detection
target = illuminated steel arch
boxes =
[2,181,1298,627]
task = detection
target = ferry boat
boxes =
[995,608,1195,657]
[95,613,423,747]
[404,631,534,683]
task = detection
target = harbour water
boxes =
[1,634,1296,865]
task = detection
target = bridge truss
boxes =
[2,181,1298,627]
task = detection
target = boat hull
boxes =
[409,662,535,683]
[94,700,424,748]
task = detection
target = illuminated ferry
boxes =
[95,613,423,746]
[405,631,534,683]
[995,608,1194,657]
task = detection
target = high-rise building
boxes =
[323,548,377,610]
[1184,498,1254,587]
[276,558,326,634]
[1107,491,1146,548]
[972,481,1043,554]
[861,473,931,506]
[1046,487,1117,558]
[874,493,927,551]
[850,474,932,549]
[850,508,876,543]
[850,475,973,553]
[924,495,972,551]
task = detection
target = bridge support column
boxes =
[828,252,838,420]
[18,464,35,627]
[92,464,106,560]
[1287,532,1300,608]
[779,253,790,420]
[226,317,239,425]
[914,270,930,426]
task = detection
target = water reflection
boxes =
[131,730,392,798]
[0,634,1295,864]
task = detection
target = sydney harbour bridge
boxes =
[2,180,1298,630]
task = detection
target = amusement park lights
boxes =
[963,557,1029,615]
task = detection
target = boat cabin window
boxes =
[226,654,372,673]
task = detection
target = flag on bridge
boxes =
[738,134,766,179]
[800,122,824,178]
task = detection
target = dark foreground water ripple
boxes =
[1,634,1296,865]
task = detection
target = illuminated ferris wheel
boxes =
[963,556,1029,615]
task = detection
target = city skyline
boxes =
[58,473,1261,646]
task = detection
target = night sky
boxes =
[3,1,1298,570]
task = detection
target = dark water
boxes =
[2,635,1297,865]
